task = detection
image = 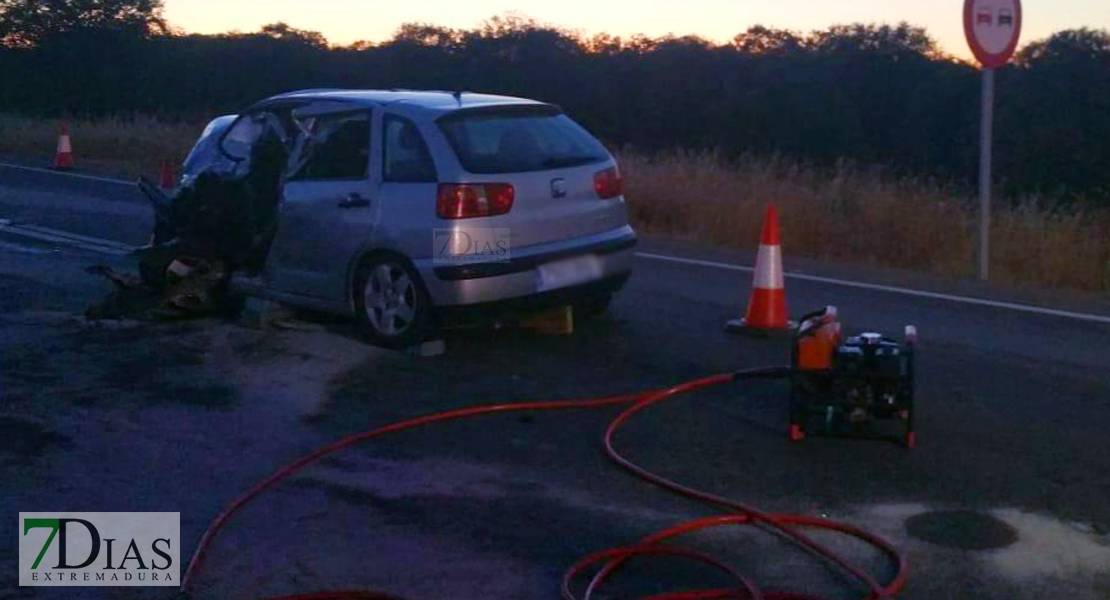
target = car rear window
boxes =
[438,107,609,174]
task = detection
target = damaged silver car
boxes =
[138,89,637,347]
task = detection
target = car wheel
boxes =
[354,255,432,349]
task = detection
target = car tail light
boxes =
[594,167,623,199]
[437,184,515,219]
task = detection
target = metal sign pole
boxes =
[978,67,995,281]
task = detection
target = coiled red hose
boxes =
[181,368,906,600]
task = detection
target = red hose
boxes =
[181,369,906,600]
[580,378,907,600]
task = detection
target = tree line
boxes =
[2,1,1109,204]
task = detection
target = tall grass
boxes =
[620,150,1110,291]
[2,115,1107,291]
[0,114,198,179]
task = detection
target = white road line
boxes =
[636,252,1110,324]
[0,239,49,254]
[0,162,135,186]
[0,222,133,256]
[1,196,1106,323]
[15,223,137,252]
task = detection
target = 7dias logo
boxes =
[19,513,179,587]
[433,228,511,264]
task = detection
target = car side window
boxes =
[383,116,437,183]
[288,112,371,181]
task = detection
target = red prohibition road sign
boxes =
[964,0,1023,68]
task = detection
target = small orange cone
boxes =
[53,123,75,170]
[726,204,796,336]
[159,160,176,190]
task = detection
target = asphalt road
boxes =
[2,163,1109,600]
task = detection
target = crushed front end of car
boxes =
[87,115,290,320]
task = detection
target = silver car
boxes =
[171,89,636,347]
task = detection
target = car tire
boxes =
[354,254,433,349]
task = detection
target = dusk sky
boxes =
[164,1,1110,57]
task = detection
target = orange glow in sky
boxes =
[164,0,1110,57]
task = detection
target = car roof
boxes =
[260,89,550,119]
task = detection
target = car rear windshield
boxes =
[438,106,609,174]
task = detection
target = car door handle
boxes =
[338,193,370,209]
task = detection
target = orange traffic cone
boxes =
[53,123,74,170]
[725,205,796,336]
[159,160,176,190]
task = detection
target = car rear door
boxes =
[264,104,378,302]
[372,113,440,258]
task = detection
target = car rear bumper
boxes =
[436,271,631,323]
[415,225,636,307]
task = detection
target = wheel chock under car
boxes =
[518,305,575,336]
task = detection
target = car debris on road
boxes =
[84,258,232,321]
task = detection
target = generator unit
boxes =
[789,307,917,448]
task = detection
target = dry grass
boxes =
[2,115,1107,291]
[0,114,200,180]
[620,150,1110,291]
